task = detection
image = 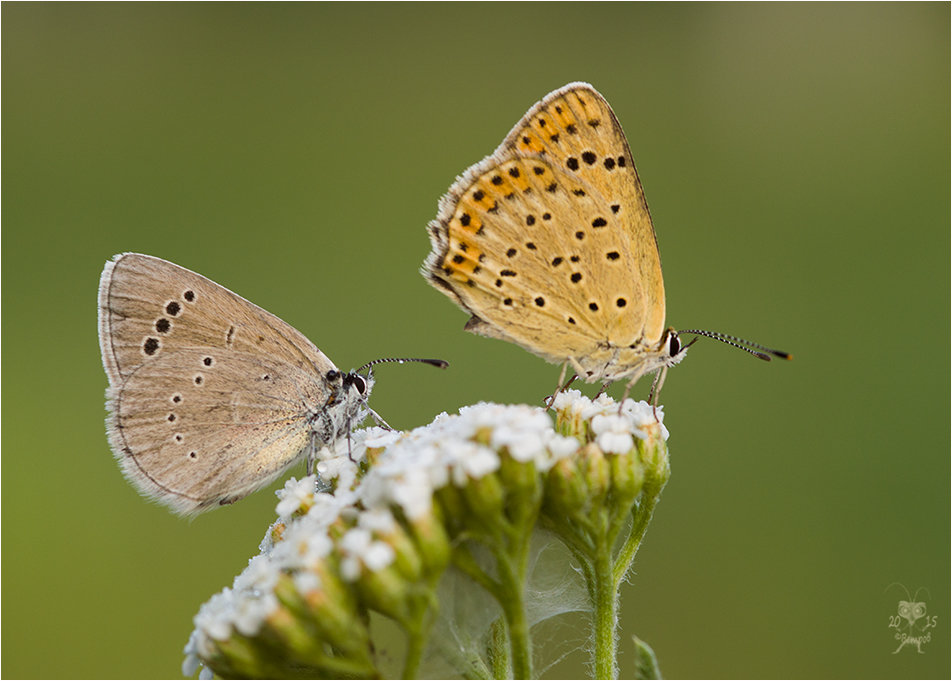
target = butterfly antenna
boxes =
[355,357,449,373]
[677,330,792,362]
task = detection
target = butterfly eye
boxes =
[325,370,341,383]
[667,332,681,357]
[351,375,367,395]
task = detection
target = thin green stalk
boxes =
[402,629,425,679]
[496,476,541,680]
[489,618,510,678]
[452,545,503,598]
[451,538,533,678]
[498,555,532,679]
[401,604,427,679]
[612,484,662,588]
[592,547,618,680]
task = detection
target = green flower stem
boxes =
[574,435,668,679]
[451,548,533,680]
[591,474,665,680]
[460,644,493,680]
[450,543,533,679]
[496,549,532,679]
[489,618,510,679]
[593,545,618,680]
[451,544,503,597]
[612,480,664,589]
[502,475,541,680]
[447,520,536,678]
[400,596,430,679]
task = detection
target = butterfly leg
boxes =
[305,431,318,476]
[309,411,338,466]
[340,409,395,463]
[544,361,578,409]
[647,367,669,421]
[345,420,356,463]
[367,408,394,431]
[618,367,648,414]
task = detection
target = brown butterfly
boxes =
[99,253,445,514]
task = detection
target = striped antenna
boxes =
[677,330,792,362]
[355,357,449,373]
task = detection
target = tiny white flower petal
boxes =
[234,555,278,593]
[619,399,654,425]
[292,570,322,595]
[195,590,235,641]
[547,433,580,458]
[337,526,395,577]
[491,424,546,462]
[182,631,200,676]
[316,457,359,496]
[362,541,396,572]
[233,592,278,637]
[270,520,333,570]
[444,442,501,487]
[427,461,450,489]
[304,492,349,525]
[340,556,362,582]
[597,431,635,454]
[582,398,612,420]
[362,447,438,518]
[340,527,372,554]
[364,427,401,449]
[618,399,670,441]
[552,389,588,411]
[462,443,501,479]
[391,482,432,519]
[592,414,638,454]
[358,508,396,533]
[275,475,318,516]
[182,654,199,678]
[590,413,615,435]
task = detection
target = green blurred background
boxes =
[3,3,948,678]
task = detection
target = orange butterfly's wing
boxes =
[424,83,667,374]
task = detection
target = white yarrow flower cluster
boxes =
[357,403,579,521]
[553,389,670,441]
[184,393,670,679]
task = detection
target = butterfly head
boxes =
[586,328,690,383]
[316,368,376,449]
[661,328,691,366]
[328,357,448,432]
[324,368,375,407]
[342,370,373,399]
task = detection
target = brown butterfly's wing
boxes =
[424,83,667,371]
[113,349,317,513]
[98,253,338,514]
